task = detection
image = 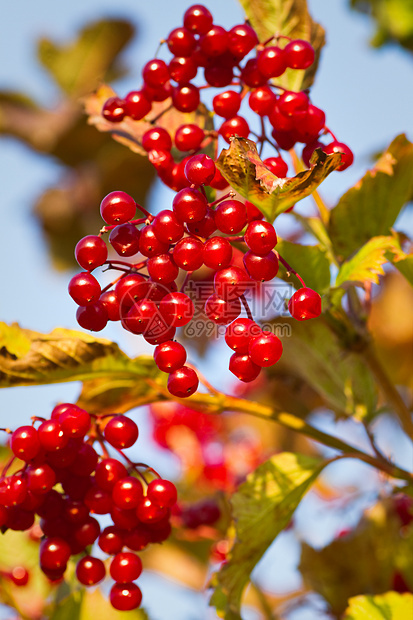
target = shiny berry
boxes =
[100,191,136,225]
[110,552,142,583]
[102,97,125,123]
[124,90,151,120]
[75,236,108,271]
[167,366,199,398]
[215,199,247,234]
[104,416,139,449]
[173,237,204,271]
[10,426,40,462]
[249,331,283,367]
[288,287,322,320]
[285,39,315,69]
[184,154,216,186]
[76,556,105,586]
[147,479,177,508]
[110,582,142,611]
[323,141,354,171]
[214,266,248,300]
[213,90,241,119]
[244,221,277,255]
[183,5,213,35]
[68,272,101,306]
[229,353,261,382]
[154,341,187,373]
[219,116,250,143]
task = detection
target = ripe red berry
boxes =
[205,294,241,325]
[100,290,121,321]
[110,582,142,611]
[183,5,213,35]
[214,266,249,300]
[257,46,287,78]
[302,140,323,167]
[167,27,196,57]
[153,210,184,244]
[278,91,309,117]
[175,124,204,151]
[285,39,315,70]
[10,426,41,462]
[203,236,233,270]
[213,90,241,119]
[147,479,177,508]
[219,116,250,143]
[68,272,101,306]
[124,90,151,120]
[102,97,126,123]
[112,477,144,510]
[184,154,216,186]
[225,318,259,353]
[76,302,108,332]
[142,59,169,88]
[263,156,288,178]
[229,353,261,382]
[139,225,169,258]
[168,55,197,84]
[323,141,354,171]
[172,187,208,223]
[142,127,172,152]
[154,341,187,373]
[136,497,169,523]
[288,287,322,320]
[167,366,199,398]
[249,331,283,367]
[244,221,278,255]
[295,104,326,143]
[95,458,128,491]
[159,292,194,327]
[214,199,247,234]
[100,191,136,225]
[243,250,279,281]
[40,538,71,570]
[173,237,204,271]
[84,486,112,515]
[227,24,258,58]
[26,464,56,494]
[76,556,106,586]
[98,526,124,555]
[240,58,267,88]
[249,86,277,116]
[58,404,91,438]
[110,552,143,583]
[187,207,216,238]
[75,235,108,271]
[104,415,139,449]
[109,223,140,257]
[200,25,228,56]
[147,254,179,285]
[172,84,200,113]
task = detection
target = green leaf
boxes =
[85,84,216,159]
[209,453,326,619]
[344,592,413,620]
[271,317,377,418]
[276,240,331,291]
[350,0,413,52]
[49,591,83,620]
[239,0,325,91]
[0,323,160,397]
[216,139,342,222]
[80,588,149,620]
[38,19,134,97]
[329,134,413,260]
[335,235,404,288]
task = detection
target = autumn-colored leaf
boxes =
[216,138,342,221]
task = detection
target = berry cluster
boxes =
[0,404,177,611]
[69,154,322,396]
[101,4,353,193]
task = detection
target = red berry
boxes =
[172,187,208,223]
[124,90,151,120]
[142,127,172,152]
[26,464,56,494]
[153,210,184,244]
[200,25,228,56]
[112,477,144,510]
[167,27,196,57]
[147,479,177,508]
[167,366,199,398]
[213,90,241,119]
[257,46,287,78]
[225,318,259,353]
[136,497,169,523]
[168,55,197,84]
[214,266,249,300]
[109,223,140,257]
[302,140,323,168]
[69,443,99,477]
[139,225,169,258]
[100,290,121,321]
[183,5,213,35]
[10,426,40,462]
[147,254,179,285]
[143,318,176,346]
[102,97,125,123]
[98,526,124,555]
[249,331,283,367]
[95,458,128,491]
[288,287,322,320]
[68,272,101,306]
[142,59,169,88]
[184,154,216,186]
[285,39,315,69]
[203,236,233,270]
[240,58,266,88]
[205,61,234,88]
[323,141,354,171]
[154,341,187,373]
[278,91,309,117]
[244,221,278,255]
[104,416,139,449]
[263,156,288,178]
[229,353,261,382]
[75,235,107,271]
[172,84,200,113]
[243,250,279,281]
[245,201,264,222]
[249,86,277,116]
[100,191,136,225]
[159,292,194,327]
[110,582,142,611]
[76,556,105,586]
[73,516,101,548]
[228,24,258,58]
[175,124,204,152]
[40,537,71,570]
[173,237,204,271]
[187,207,216,238]
[205,294,241,325]
[110,552,142,583]
[58,404,91,438]
[215,199,247,234]
[295,104,326,143]
[76,302,108,331]
[84,487,112,515]
[219,116,250,143]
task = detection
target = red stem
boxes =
[240,294,254,321]
[275,251,306,287]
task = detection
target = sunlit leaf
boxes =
[329,134,413,260]
[216,139,342,221]
[276,240,331,291]
[344,592,413,620]
[350,0,413,52]
[85,84,215,159]
[209,453,326,619]
[335,235,404,287]
[239,0,325,90]
[38,19,134,98]
[391,252,413,286]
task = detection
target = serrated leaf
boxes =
[343,592,413,620]
[38,19,134,97]
[80,588,149,620]
[276,240,331,291]
[85,85,215,159]
[239,0,325,91]
[329,134,413,260]
[0,323,160,392]
[335,235,404,288]
[216,138,342,221]
[271,317,377,418]
[209,453,326,619]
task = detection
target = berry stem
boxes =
[0,427,12,434]
[99,218,148,235]
[275,252,306,287]
[208,191,236,208]
[1,455,16,478]
[135,204,154,221]
[150,103,174,125]
[240,294,254,321]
